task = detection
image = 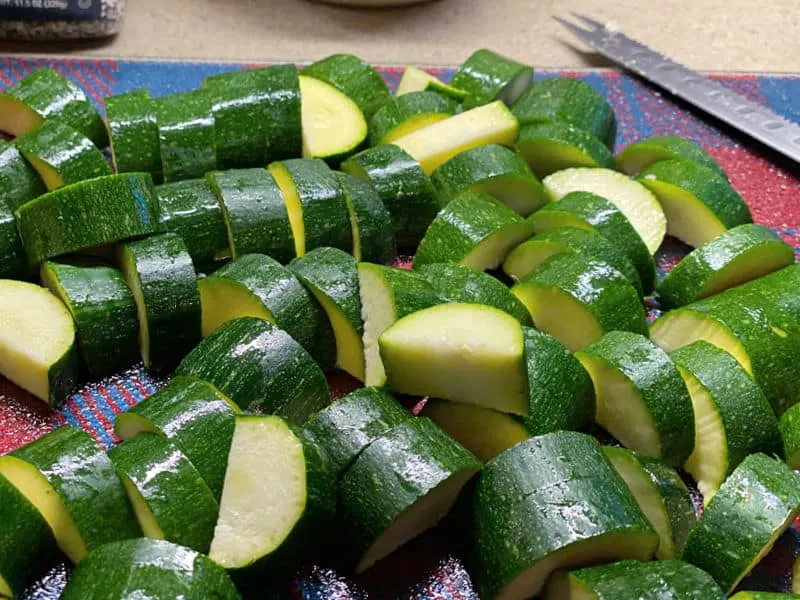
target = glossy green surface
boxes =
[303,53,391,119]
[616,135,726,177]
[0,195,26,279]
[0,139,45,212]
[155,90,217,182]
[336,172,396,264]
[516,121,614,178]
[781,403,800,468]
[368,91,458,145]
[105,89,162,181]
[450,48,532,109]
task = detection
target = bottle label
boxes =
[0,0,102,21]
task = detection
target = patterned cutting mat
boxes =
[1,57,800,599]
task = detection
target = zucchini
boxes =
[657,223,794,308]
[114,376,238,501]
[341,144,443,249]
[105,89,162,180]
[529,191,658,294]
[0,280,78,405]
[290,247,364,380]
[40,261,140,378]
[431,143,547,217]
[394,101,520,175]
[379,303,528,415]
[118,233,201,372]
[511,76,616,144]
[268,158,352,256]
[517,121,613,178]
[303,386,410,478]
[109,433,219,553]
[358,262,444,386]
[302,53,391,119]
[781,403,800,469]
[198,253,335,368]
[680,453,800,593]
[369,91,458,146]
[544,167,666,254]
[155,90,217,182]
[14,120,111,190]
[638,159,752,247]
[731,594,800,600]
[413,191,535,271]
[336,172,396,264]
[0,67,106,146]
[207,167,295,264]
[175,317,330,423]
[470,431,658,599]
[339,416,481,572]
[671,341,781,499]
[0,138,45,211]
[0,425,140,563]
[0,198,26,279]
[511,253,647,351]
[603,446,695,558]
[15,173,159,265]
[616,135,726,177]
[450,48,533,109]
[416,262,532,325]
[155,178,230,273]
[396,66,468,101]
[299,75,367,165]
[575,331,695,467]
[61,538,240,600]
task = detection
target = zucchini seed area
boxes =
[198,279,275,338]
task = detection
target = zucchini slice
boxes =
[369,91,458,146]
[680,453,800,593]
[40,261,140,378]
[336,172,396,264]
[0,279,78,405]
[290,247,364,380]
[616,135,726,177]
[396,66,468,101]
[379,303,528,415]
[431,143,547,217]
[511,76,616,145]
[575,331,695,467]
[109,433,219,553]
[342,144,443,249]
[0,67,106,146]
[118,233,201,372]
[61,538,240,600]
[175,317,330,423]
[15,173,160,265]
[657,223,794,308]
[339,417,481,572]
[358,262,444,386]
[393,101,520,175]
[114,376,239,501]
[303,386,410,478]
[529,191,657,293]
[207,167,295,264]
[511,253,647,351]
[155,90,217,182]
[672,341,781,499]
[0,426,141,563]
[517,121,613,178]
[198,253,335,369]
[781,403,800,469]
[413,191,535,271]
[471,431,658,600]
[0,196,27,279]
[299,75,367,165]
[302,53,391,119]
[105,89,162,180]
[603,446,695,558]
[637,159,752,248]
[0,138,45,212]
[450,48,533,109]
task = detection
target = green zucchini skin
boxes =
[15,173,160,265]
[0,197,27,279]
[342,144,444,249]
[681,453,800,593]
[175,317,330,423]
[0,474,55,599]
[303,386,410,478]
[207,167,296,264]
[511,76,616,144]
[450,48,533,109]
[0,67,107,146]
[105,89,163,181]
[155,178,230,273]
[471,431,657,599]
[336,172,396,264]
[109,433,219,553]
[781,403,800,468]
[114,376,237,501]
[616,135,726,177]
[155,90,217,182]
[40,261,140,378]
[368,91,458,146]
[302,54,392,119]
[61,538,241,600]
[0,139,45,212]
[416,263,532,325]
[516,121,614,178]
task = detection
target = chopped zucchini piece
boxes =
[616,135,726,177]
[517,121,613,178]
[336,172,396,264]
[450,48,533,109]
[155,90,217,182]
[396,66,468,101]
[369,91,458,146]
[105,89,162,180]
[0,138,45,211]
[302,53,391,119]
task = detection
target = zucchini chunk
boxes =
[450,48,533,109]
[396,66,468,101]
[105,89,162,180]
[781,403,800,469]
[0,195,27,279]
[616,135,726,177]
[155,90,217,182]
[369,91,458,146]
[302,53,391,119]
[517,121,613,178]
[0,138,45,211]
[336,172,396,264]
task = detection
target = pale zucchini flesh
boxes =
[268,162,305,257]
[119,476,166,541]
[359,265,396,387]
[199,278,275,337]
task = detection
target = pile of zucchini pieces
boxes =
[0,47,799,600]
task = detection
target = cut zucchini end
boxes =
[395,66,444,96]
[518,138,607,179]
[503,240,562,281]
[542,571,596,600]
[307,287,365,381]
[0,575,11,599]
[358,264,394,387]
[113,413,159,441]
[529,212,595,236]
[268,162,305,257]
[696,244,796,300]
[0,95,42,137]
[463,222,535,272]
[118,474,166,541]
[198,278,276,338]
[20,154,64,191]
[118,246,152,368]
[472,175,547,218]
[498,68,534,106]
[380,113,451,145]
[794,555,800,594]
